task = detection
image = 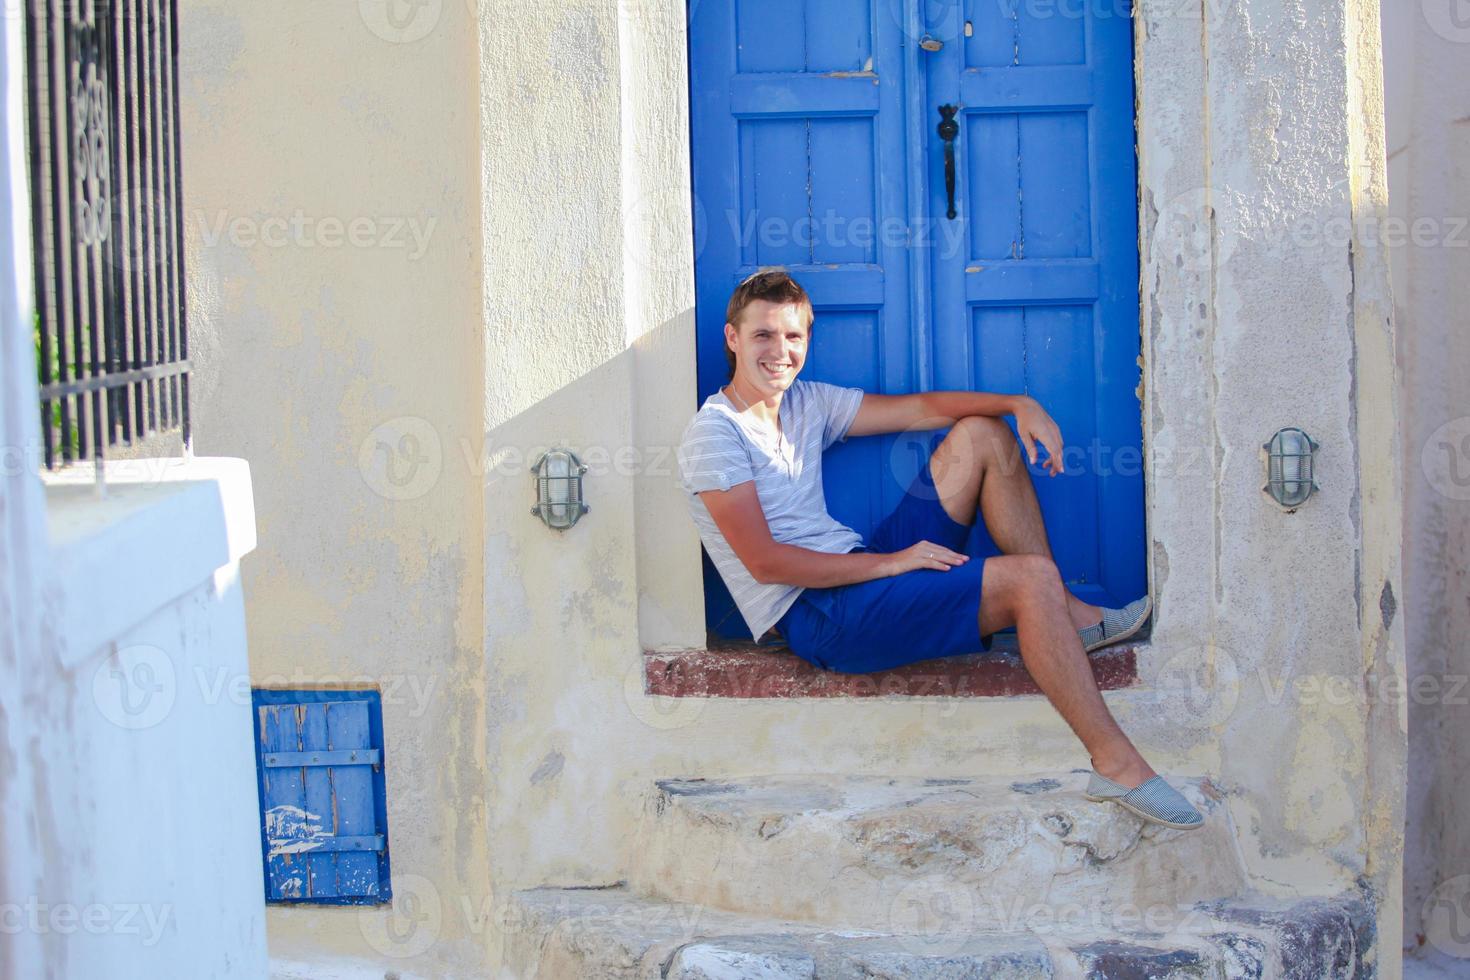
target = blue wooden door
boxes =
[921,0,1144,608]
[689,0,1143,635]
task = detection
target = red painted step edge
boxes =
[643,640,1139,699]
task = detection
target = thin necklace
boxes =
[724,384,785,453]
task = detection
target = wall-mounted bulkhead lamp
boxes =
[1262,427,1319,510]
[530,448,589,531]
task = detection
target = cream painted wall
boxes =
[179,0,490,972]
[1381,0,1470,957]
[171,0,1407,974]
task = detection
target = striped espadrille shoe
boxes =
[1083,771,1204,831]
[1078,595,1152,653]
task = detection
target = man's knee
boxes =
[949,415,1020,468]
[988,554,1064,613]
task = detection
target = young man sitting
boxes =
[676,268,1202,831]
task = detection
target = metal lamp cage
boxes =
[1263,427,1319,509]
[530,449,589,531]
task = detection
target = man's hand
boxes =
[699,483,955,589]
[881,540,970,576]
[1012,395,1064,476]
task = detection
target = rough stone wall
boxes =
[1134,1,1404,929]
[1348,1,1408,967]
[1381,0,1470,957]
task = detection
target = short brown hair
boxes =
[724,268,814,378]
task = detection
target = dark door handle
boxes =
[938,104,959,220]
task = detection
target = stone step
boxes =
[504,884,1375,979]
[642,640,1139,699]
[629,773,1247,932]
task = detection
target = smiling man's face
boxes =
[725,299,810,399]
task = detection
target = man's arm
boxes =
[846,390,1065,476]
[847,390,1019,438]
[698,481,968,588]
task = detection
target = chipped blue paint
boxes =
[251,690,392,905]
[264,803,330,857]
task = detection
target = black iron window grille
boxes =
[23,0,189,471]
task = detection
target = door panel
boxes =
[737,117,880,267]
[927,0,1143,607]
[959,108,1103,260]
[965,0,1087,66]
[735,0,874,73]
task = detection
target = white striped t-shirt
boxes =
[677,379,866,641]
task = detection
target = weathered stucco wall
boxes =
[1381,0,1470,958]
[178,0,489,971]
[1348,0,1408,965]
[1137,0,1405,958]
[164,0,1406,974]
[472,0,1405,974]
[32,471,267,980]
[13,478,269,980]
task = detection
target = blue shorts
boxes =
[775,434,994,674]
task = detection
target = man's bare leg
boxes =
[979,553,1155,788]
[925,416,1102,631]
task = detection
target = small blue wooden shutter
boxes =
[252,690,391,905]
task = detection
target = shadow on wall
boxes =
[471,308,712,895]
